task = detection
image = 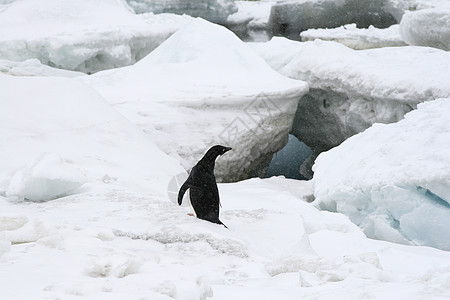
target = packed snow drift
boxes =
[84,19,309,182]
[313,98,450,250]
[0,0,193,73]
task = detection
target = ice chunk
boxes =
[301,24,407,49]
[6,154,87,202]
[251,38,450,177]
[0,0,193,73]
[84,18,308,182]
[313,98,450,250]
[126,0,237,25]
[400,8,450,51]
[268,0,398,41]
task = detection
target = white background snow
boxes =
[1,0,450,299]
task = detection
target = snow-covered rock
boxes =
[126,0,237,24]
[251,38,450,178]
[313,98,450,250]
[0,74,183,198]
[268,0,398,40]
[84,19,308,182]
[301,24,407,49]
[0,0,193,73]
[400,8,450,51]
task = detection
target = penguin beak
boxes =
[222,147,232,155]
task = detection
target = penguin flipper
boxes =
[177,179,191,205]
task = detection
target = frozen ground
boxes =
[2,178,450,300]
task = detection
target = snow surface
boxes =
[0,58,85,77]
[251,37,450,176]
[301,24,407,49]
[0,74,184,198]
[0,0,193,73]
[400,8,450,51]
[2,177,450,299]
[84,19,309,182]
[313,98,450,250]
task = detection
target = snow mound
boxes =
[6,154,87,202]
[85,18,308,182]
[268,0,398,40]
[0,0,193,73]
[126,0,237,24]
[85,254,143,278]
[0,75,183,196]
[251,38,450,177]
[301,24,407,49]
[400,8,450,51]
[313,98,450,250]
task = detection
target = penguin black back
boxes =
[178,145,231,227]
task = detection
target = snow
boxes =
[126,0,237,24]
[251,37,450,177]
[0,75,184,197]
[83,18,309,182]
[0,0,193,73]
[313,98,450,250]
[301,24,407,49]
[1,1,450,299]
[400,8,450,51]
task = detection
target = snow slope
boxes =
[84,19,309,182]
[301,24,407,49]
[0,0,193,73]
[251,38,450,177]
[0,74,183,199]
[313,98,450,250]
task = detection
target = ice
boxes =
[400,8,450,51]
[268,0,398,41]
[251,38,450,177]
[0,75,184,197]
[126,0,237,25]
[301,24,407,49]
[0,59,85,77]
[6,154,87,202]
[313,98,450,250]
[84,18,308,182]
[0,0,193,73]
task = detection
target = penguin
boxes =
[178,145,232,228]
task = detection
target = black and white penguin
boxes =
[178,145,232,228]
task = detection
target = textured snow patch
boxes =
[301,24,407,49]
[6,154,87,202]
[85,254,143,278]
[400,8,450,51]
[313,98,450,250]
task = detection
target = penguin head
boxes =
[200,145,232,166]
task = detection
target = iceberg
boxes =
[300,24,407,49]
[84,19,308,182]
[251,38,450,177]
[400,8,450,51]
[0,0,193,73]
[313,98,450,250]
